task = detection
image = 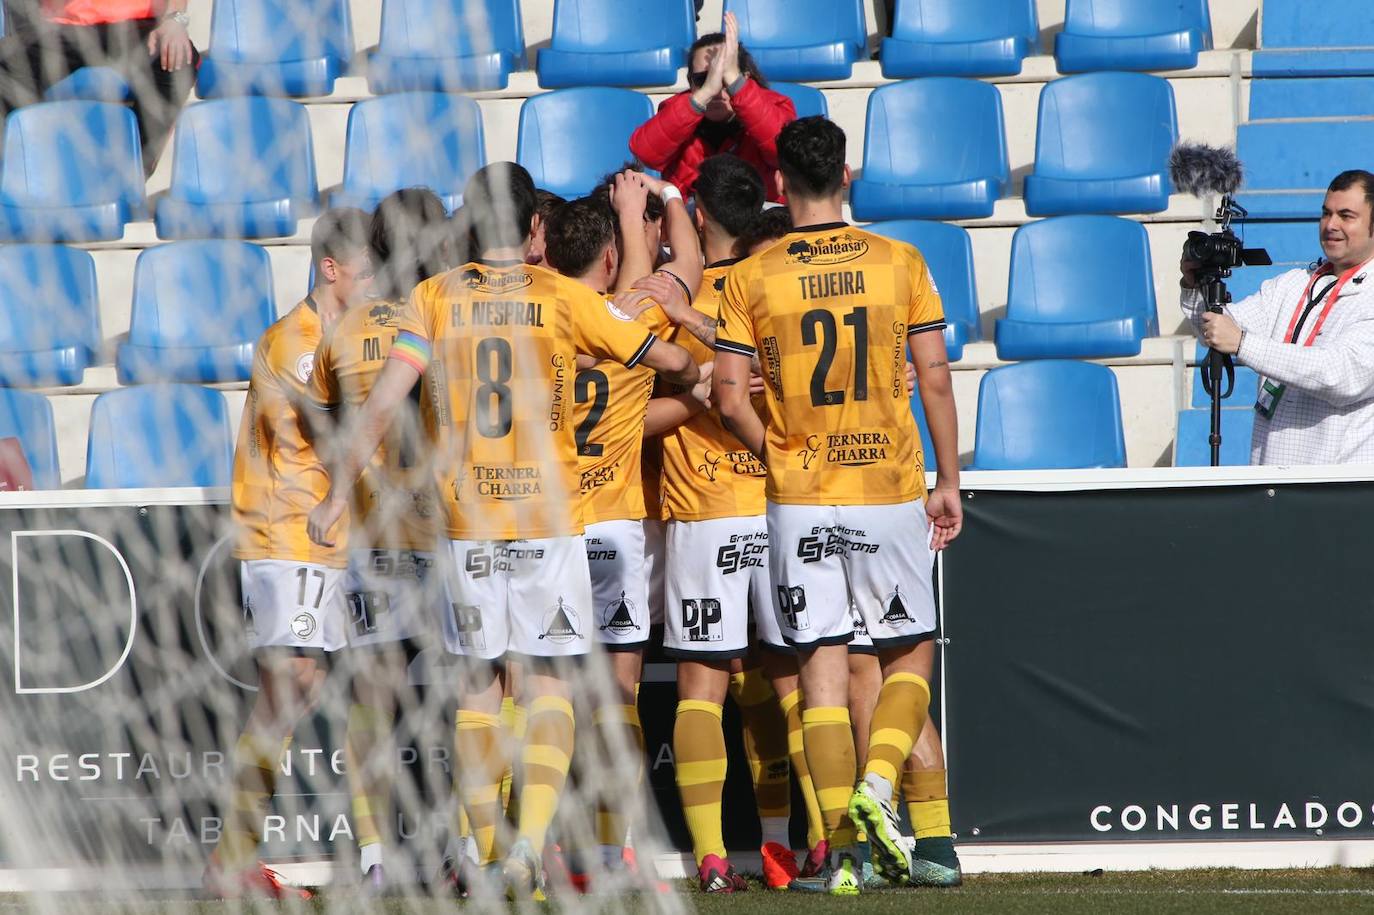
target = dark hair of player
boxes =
[1329,170,1374,213]
[776,116,846,200]
[534,188,567,222]
[689,32,770,89]
[593,161,665,223]
[696,154,765,239]
[310,207,370,271]
[369,187,453,301]
[463,162,538,254]
[734,206,794,258]
[543,196,616,278]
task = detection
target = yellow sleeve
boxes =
[571,283,657,368]
[714,263,757,358]
[907,250,947,338]
[308,332,340,408]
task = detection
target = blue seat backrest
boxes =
[168,97,316,203]
[770,82,828,119]
[865,219,979,333]
[379,0,526,63]
[129,241,276,347]
[0,244,100,358]
[861,78,1008,185]
[892,0,1038,46]
[342,93,486,206]
[1064,0,1211,40]
[724,0,866,53]
[1034,72,1176,179]
[517,87,654,198]
[2,101,143,208]
[85,384,233,488]
[972,360,1126,469]
[209,0,353,63]
[1007,215,1155,325]
[0,388,60,488]
[550,0,693,53]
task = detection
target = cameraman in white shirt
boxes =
[1181,170,1374,465]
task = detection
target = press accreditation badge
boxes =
[1255,379,1285,419]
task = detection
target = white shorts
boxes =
[439,535,593,660]
[767,500,936,650]
[344,549,436,648]
[662,515,783,659]
[643,518,666,627]
[240,559,347,652]
[585,519,650,650]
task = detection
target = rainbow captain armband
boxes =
[389,330,432,371]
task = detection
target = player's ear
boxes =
[318,256,338,283]
[841,164,852,191]
[774,169,786,201]
[693,204,705,233]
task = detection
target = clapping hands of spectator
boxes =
[691,35,729,109]
[720,12,742,88]
[148,18,194,71]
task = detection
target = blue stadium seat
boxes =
[198,0,353,97]
[44,67,130,102]
[85,384,233,489]
[723,0,867,82]
[369,0,526,93]
[1249,78,1374,120]
[866,220,979,361]
[1233,120,1374,220]
[0,389,59,489]
[537,0,694,88]
[1191,342,1259,410]
[116,242,276,384]
[771,82,828,119]
[1221,262,1293,305]
[0,101,145,242]
[1234,221,1317,266]
[967,360,1126,470]
[849,79,1008,221]
[1254,0,1374,77]
[0,245,100,387]
[881,0,1038,78]
[995,215,1156,359]
[1175,408,1254,466]
[1055,0,1211,72]
[156,97,318,239]
[1023,72,1177,216]
[517,87,654,199]
[909,385,938,472]
[334,93,485,213]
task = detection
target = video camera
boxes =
[1170,143,1272,280]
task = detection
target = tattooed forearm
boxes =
[928,360,947,369]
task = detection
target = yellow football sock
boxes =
[730,670,791,827]
[863,673,931,790]
[346,703,394,856]
[455,709,504,865]
[780,689,825,850]
[802,706,858,848]
[517,695,575,853]
[903,767,952,839]
[594,703,643,848]
[674,699,728,865]
[218,732,288,868]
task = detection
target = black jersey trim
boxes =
[714,339,757,358]
[907,320,948,337]
[625,332,657,369]
[789,221,850,233]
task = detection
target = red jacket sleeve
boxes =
[629,91,704,170]
[729,80,797,168]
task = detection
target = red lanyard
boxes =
[1283,263,1363,346]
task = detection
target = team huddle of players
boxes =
[203,115,964,900]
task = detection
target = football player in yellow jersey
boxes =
[715,117,963,896]
[309,189,454,892]
[308,163,700,898]
[204,208,372,899]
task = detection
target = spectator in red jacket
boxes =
[630,12,796,203]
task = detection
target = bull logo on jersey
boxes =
[452,603,485,651]
[539,597,583,643]
[460,266,534,293]
[698,451,723,482]
[681,598,722,642]
[777,585,810,631]
[368,301,400,326]
[798,435,822,470]
[712,275,726,292]
[881,586,913,625]
[785,233,869,266]
[291,612,318,641]
[601,592,641,635]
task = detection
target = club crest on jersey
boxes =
[881,586,913,625]
[605,299,635,321]
[798,435,822,470]
[452,603,485,651]
[777,585,810,631]
[291,612,318,641]
[460,266,533,293]
[539,597,583,643]
[295,352,315,384]
[785,233,869,266]
[681,598,722,642]
[601,592,641,635]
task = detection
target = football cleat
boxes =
[828,850,862,896]
[503,838,548,901]
[760,841,800,890]
[202,861,312,900]
[697,854,748,893]
[848,781,911,885]
[799,840,829,879]
[362,864,386,896]
[909,836,964,887]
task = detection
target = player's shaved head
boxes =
[311,206,370,270]
[777,116,847,200]
[544,197,616,278]
[696,154,765,239]
[464,162,538,254]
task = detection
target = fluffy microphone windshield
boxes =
[1169,143,1244,197]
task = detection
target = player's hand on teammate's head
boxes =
[905,361,917,396]
[631,271,691,321]
[636,171,668,197]
[612,170,650,220]
[925,486,963,552]
[306,496,347,548]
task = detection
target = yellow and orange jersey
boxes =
[310,297,438,552]
[575,305,672,525]
[392,259,660,541]
[716,223,945,506]
[662,259,767,522]
[233,299,345,567]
